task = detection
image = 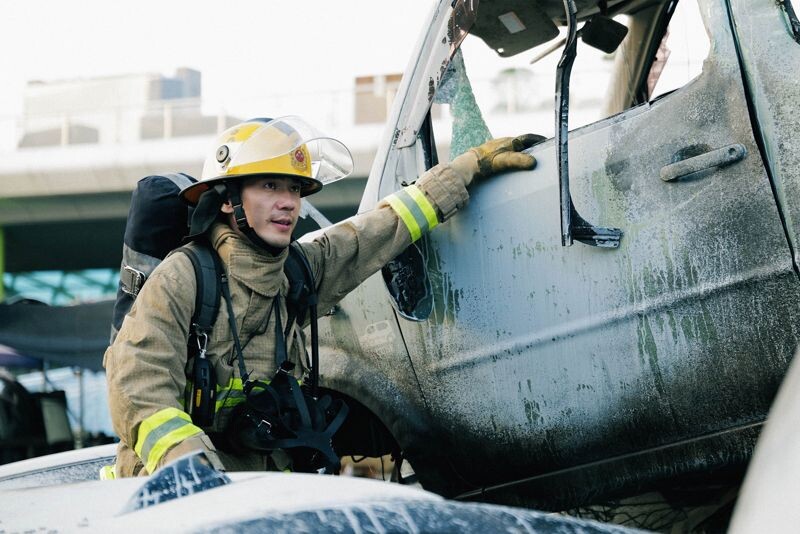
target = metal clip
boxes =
[120,266,147,296]
[195,331,209,359]
[257,419,272,433]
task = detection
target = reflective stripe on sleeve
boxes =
[134,407,203,474]
[386,185,439,242]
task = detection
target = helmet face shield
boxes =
[183,116,354,204]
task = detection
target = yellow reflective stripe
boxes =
[212,377,281,412]
[216,377,273,392]
[387,195,422,242]
[135,408,202,474]
[217,396,246,410]
[145,423,203,474]
[134,408,189,456]
[216,377,245,392]
[406,185,439,231]
[216,391,245,410]
[99,464,116,480]
[386,185,439,243]
[216,377,244,410]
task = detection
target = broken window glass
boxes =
[428,12,633,164]
[432,49,492,160]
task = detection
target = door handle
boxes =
[660,144,747,182]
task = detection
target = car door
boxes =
[376,0,800,497]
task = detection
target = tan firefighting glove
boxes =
[450,134,544,187]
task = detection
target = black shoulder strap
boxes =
[283,242,317,325]
[283,242,320,397]
[179,241,222,336]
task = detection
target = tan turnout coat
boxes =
[104,164,469,476]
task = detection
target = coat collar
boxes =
[210,223,288,297]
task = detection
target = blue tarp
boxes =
[0,344,40,369]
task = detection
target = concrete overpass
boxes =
[0,69,406,285]
[0,126,380,275]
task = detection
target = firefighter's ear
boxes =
[211,182,233,214]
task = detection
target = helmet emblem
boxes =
[291,148,308,171]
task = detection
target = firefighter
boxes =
[103,116,540,477]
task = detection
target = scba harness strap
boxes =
[183,241,348,474]
[181,242,223,428]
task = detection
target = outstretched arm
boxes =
[301,134,541,312]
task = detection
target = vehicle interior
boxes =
[458,0,694,117]
[424,0,708,162]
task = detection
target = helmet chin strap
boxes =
[225,182,287,257]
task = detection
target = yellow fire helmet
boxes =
[181,116,354,205]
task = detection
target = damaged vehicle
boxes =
[311,0,800,527]
[3,0,799,531]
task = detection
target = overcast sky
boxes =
[0,0,433,115]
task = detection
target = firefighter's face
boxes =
[223,177,302,248]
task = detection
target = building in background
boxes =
[19,68,211,148]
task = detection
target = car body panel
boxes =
[0,442,116,490]
[0,447,637,533]
[0,469,439,533]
